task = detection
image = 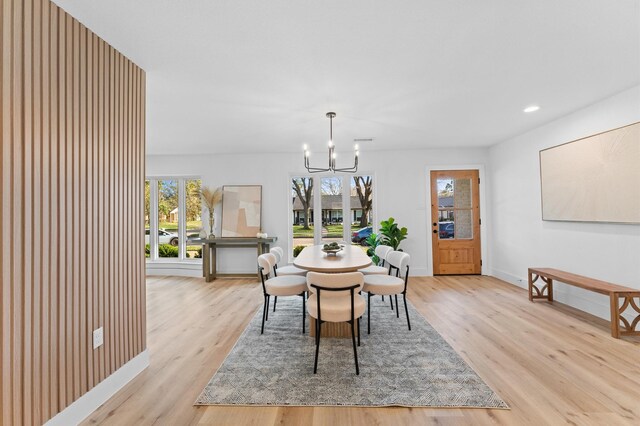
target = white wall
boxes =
[146,147,491,276]
[489,85,640,320]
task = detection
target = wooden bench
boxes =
[528,268,640,339]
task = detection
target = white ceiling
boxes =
[53,0,640,155]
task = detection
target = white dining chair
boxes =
[270,247,307,276]
[269,246,308,313]
[306,272,365,375]
[358,244,393,275]
[362,251,411,334]
[257,253,307,334]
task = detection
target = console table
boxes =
[202,237,277,282]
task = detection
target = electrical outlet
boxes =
[93,327,104,349]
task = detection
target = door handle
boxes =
[433,230,437,234]
[432,223,437,227]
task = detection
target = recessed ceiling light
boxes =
[523,105,540,113]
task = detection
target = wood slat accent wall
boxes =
[1,1,146,424]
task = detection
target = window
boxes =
[185,179,203,259]
[144,180,150,257]
[292,177,314,256]
[290,173,375,259]
[145,176,202,261]
[321,177,343,244]
[350,176,373,247]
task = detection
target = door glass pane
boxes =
[144,180,150,258]
[455,209,473,239]
[437,178,455,239]
[454,178,472,209]
[158,179,179,258]
[437,178,454,208]
[350,176,373,250]
[186,179,202,259]
[292,177,314,257]
[321,177,343,244]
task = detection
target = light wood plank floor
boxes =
[82,275,640,426]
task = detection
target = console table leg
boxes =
[211,244,217,281]
[547,279,553,302]
[528,271,533,302]
[203,243,211,282]
[610,293,620,339]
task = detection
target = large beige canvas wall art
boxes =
[221,185,263,237]
[539,122,640,223]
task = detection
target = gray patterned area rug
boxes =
[195,296,508,408]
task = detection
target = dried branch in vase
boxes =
[200,186,222,238]
[200,186,222,211]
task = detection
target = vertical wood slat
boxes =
[47,2,59,418]
[0,0,146,424]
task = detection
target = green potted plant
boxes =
[379,217,408,250]
[365,232,380,264]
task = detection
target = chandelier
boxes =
[303,112,359,173]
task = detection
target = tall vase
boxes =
[208,210,215,239]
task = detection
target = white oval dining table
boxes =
[293,244,372,273]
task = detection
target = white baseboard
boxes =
[410,267,428,276]
[146,261,202,277]
[45,349,149,426]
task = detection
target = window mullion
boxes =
[313,178,322,244]
[342,175,351,243]
[150,179,159,260]
[178,179,186,259]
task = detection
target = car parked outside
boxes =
[439,222,454,239]
[145,229,179,246]
[351,226,373,245]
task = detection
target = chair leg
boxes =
[403,293,411,330]
[314,319,321,374]
[302,294,306,334]
[382,295,385,301]
[390,296,394,311]
[357,318,361,346]
[351,320,360,375]
[273,296,278,312]
[261,295,267,334]
[367,292,371,334]
[265,295,270,321]
[395,295,400,318]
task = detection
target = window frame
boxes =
[146,175,203,263]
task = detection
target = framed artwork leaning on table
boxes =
[221,185,263,237]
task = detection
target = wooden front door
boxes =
[430,170,481,275]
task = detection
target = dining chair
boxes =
[257,253,307,335]
[357,244,393,275]
[358,244,394,310]
[269,247,307,313]
[306,272,365,375]
[362,251,411,334]
[269,247,307,276]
